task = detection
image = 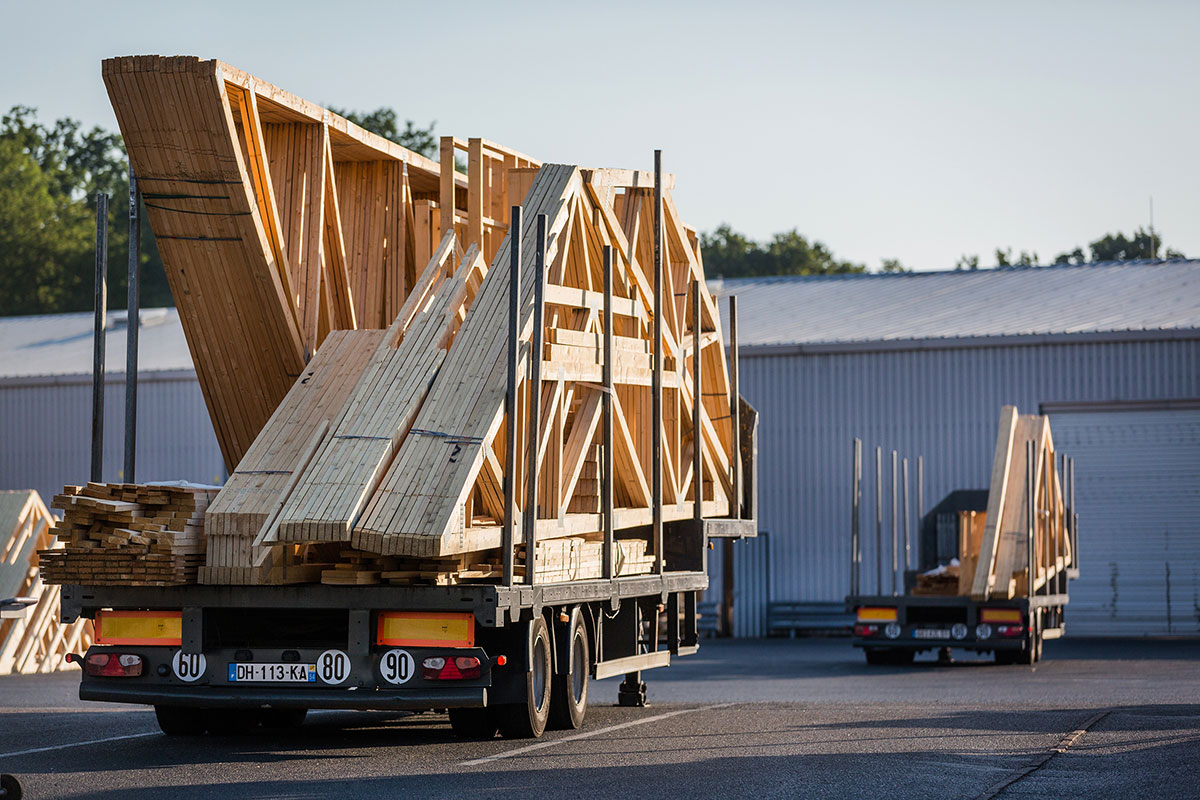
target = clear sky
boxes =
[3,0,1196,270]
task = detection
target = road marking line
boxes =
[971,710,1109,800]
[0,731,158,759]
[460,703,735,767]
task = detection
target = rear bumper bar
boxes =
[80,682,486,710]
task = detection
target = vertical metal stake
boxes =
[692,279,703,533]
[652,149,664,575]
[602,246,615,580]
[851,438,861,596]
[902,457,911,572]
[524,214,546,585]
[124,168,140,482]
[724,295,740,636]
[91,193,109,483]
[1026,441,1035,600]
[875,446,882,594]
[502,205,522,587]
[890,450,898,595]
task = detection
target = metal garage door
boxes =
[1048,406,1200,636]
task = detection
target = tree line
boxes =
[0,105,1188,316]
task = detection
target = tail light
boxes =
[854,624,880,637]
[996,625,1026,638]
[421,655,481,680]
[85,652,143,677]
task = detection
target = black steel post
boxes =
[502,205,522,587]
[851,438,861,596]
[524,214,546,585]
[902,457,911,573]
[652,150,664,575]
[875,446,882,594]
[91,193,109,483]
[602,245,615,580]
[692,279,703,532]
[723,295,740,636]
[1026,441,1035,600]
[124,167,140,482]
[891,449,898,595]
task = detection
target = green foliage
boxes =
[0,106,168,317]
[328,107,438,159]
[962,228,1186,271]
[880,258,908,273]
[955,254,980,271]
[700,224,866,278]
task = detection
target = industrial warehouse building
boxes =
[711,259,1200,637]
[0,308,225,504]
[2,260,1197,638]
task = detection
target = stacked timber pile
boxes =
[1,491,93,675]
[39,483,217,586]
[918,406,1073,600]
[104,56,746,588]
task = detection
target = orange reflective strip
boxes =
[376,612,474,647]
[980,608,1023,624]
[857,607,898,622]
[95,610,182,646]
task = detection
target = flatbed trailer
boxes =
[843,428,1079,667]
[845,590,1069,665]
[60,549,741,736]
[62,415,758,738]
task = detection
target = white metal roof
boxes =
[0,308,194,379]
[712,259,1200,350]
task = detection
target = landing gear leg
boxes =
[617,670,647,707]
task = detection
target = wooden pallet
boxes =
[1,491,94,675]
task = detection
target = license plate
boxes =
[228,662,316,683]
[913,628,950,640]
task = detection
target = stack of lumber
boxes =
[39,483,217,587]
[913,560,961,596]
[519,538,655,583]
[1,491,93,675]
[108,55,742,587]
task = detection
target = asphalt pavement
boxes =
[1,637,1198,799]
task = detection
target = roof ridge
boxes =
[711,258,1200,286]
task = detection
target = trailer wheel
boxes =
[549,608,589,730]
[260,708,307,729]
[205,708,257,735]
[154,705,206,736]
[863,648,891,666]
[1,773,23,800]
[448,708,499,740]
[496,616,553,739]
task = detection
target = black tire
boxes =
[994,649,1019,665]
[864,648,890,666]
[260,708,307,728]
[549,608,589,730]
[496,616,553,739]
[449,707,499,740]
[1,772,24,800]
[205,708,257,735]
[154,705,207,736]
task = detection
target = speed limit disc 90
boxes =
[379,649,415,685]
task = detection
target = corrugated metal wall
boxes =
[708,338,1200,635]
[0,372,226,504]
[1051,408,1200,635]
